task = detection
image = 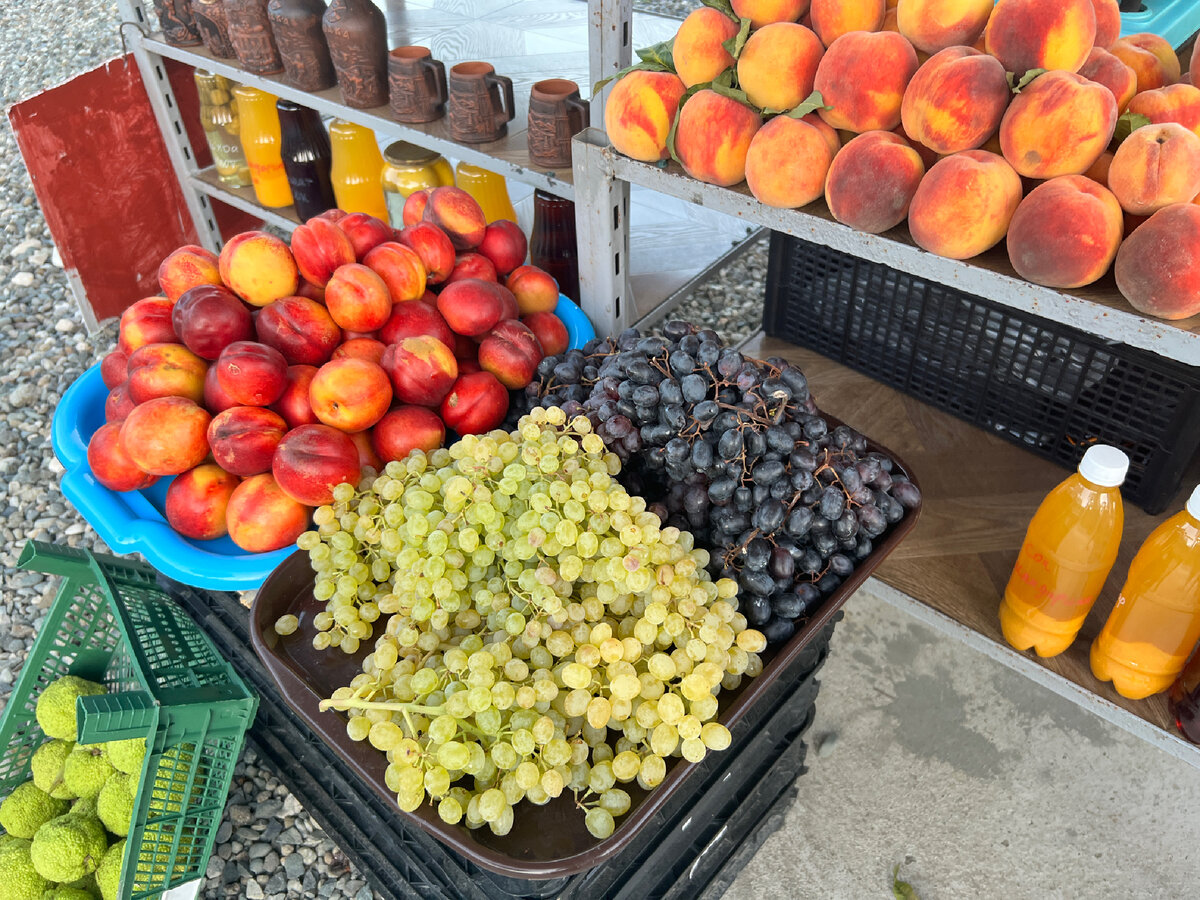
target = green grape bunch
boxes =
[278,408,767,839]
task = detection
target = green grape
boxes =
[438,796,463,824]
[347,716,371,742]
[585,807,615,839]
[599,788,631,817]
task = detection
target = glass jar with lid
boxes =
[381,141,455,227]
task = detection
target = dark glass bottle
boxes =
[277,100,336,221]
[529,190,579,304]
[1169,646,1200,745]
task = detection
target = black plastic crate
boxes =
[162,577,832,900]
[763,231,1200,514]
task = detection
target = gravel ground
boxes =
[0,1,769,898]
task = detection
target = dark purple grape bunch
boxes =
[515,322,921,645]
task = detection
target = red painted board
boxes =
[8,55,259,323]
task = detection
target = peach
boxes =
[309,358,393,432]
[440,372,509,436]
[881,6,898,31]
[1109,34,1181,93]
[87,422,157,492]
[522,311,569,357]
[810,0,886,47]
[397,221,457,284]
[1108,122,1200,215]
[815,31,919,133]
[218,231,299,308]
[105,382,136,424]
[402,190,430,227]
[100,350,129,390]
[255,295,341,366]
[1114,203,1200,318]
[324,263,393,332]
[1089,0,1121,48]
[371,406,445,462]
[908,150,1023,259]
[363,241,427,302]
[737,23,824,113]
[731,0,810,28]
[805,112,842,156]
[506,265,560,314]
[984,0,1096,75]
[1078,47,1138,113]
[825,130,925,232]
[203,365,240,415]
[603,70,687,163]
[272,424,361,506]
[225,473,310,552]
[215,341,289,407]
[1083,150,1115,187]
[745,115,835,208]
[158,245,222,302]
[347,429,383,472]
[119,296,178,356]
[207,406,289,476]
[269,364,320,429]
[296,279,326,305]
[477,319,542,389]
[172,284,254,360]
[119,396,212,476]
[337,213,393,261]
[477,220,528,275]
[165,463,240,540]
[332,338,387,365]
[379,299,456,347]
[1127,83,1200,139]
[381,336,458,406]
[446,252,498,285]
[674,90,762,186]
[895,0,992,54]
[901,47,1010,154]
[290,216,357,288]
[673,7,739,88]
[999,71,1117,178]
[126,342,208,405]
[437,279,519,336]
[422,186,487,251]
[1006,175,1123,287]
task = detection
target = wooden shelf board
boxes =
[739,332,1200,764]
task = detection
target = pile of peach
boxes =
[604,0,1200,320]
[89,187,569,553]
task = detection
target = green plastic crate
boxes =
[0,541,258,898]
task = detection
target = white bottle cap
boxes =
[1187,485,1200,521]
[1077,445,1129,488]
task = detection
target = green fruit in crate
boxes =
[70,795,98,819]
[62,747,115,801]
[103,738,146,777]
[94,839,124,900]
[29,813,107,883]
[0,843,47,900]
[31,739,77,800]
[0,834,30,855]
[43,887,97,900]
[35,676,107,742]
[96,774,134,837]
[66,871,100,896]
[0,782,70,838]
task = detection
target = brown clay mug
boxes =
[447,62,515,144]
[388,46,448,124]
[527,78,590,169]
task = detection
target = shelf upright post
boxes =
[587,0,632,122]
[573,128,631,339]
[117,0,224,253]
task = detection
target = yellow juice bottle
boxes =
[1091,485,1200,699]
[231,86,293,208]
[455,162,518,223]
[998,445,1128,657]
[329,120,389,221]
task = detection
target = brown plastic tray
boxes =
[250,432,920,880]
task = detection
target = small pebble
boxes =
[816,731,840,758]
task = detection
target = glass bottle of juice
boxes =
[530,189,579,303]
[1090,485,1200,700]
[454,162,518,223]
[194,70,251,188]
[381,141,453,228]
[328,120,389,221]
[998,444,1128,657]
[277,99,336,221]
[1168,645,1200,744]
[231,85,293,208]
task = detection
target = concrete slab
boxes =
[724,585,1200,900]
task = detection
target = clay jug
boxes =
[322,0,389,108]
[226,0,284,75]
[268,0,337,92]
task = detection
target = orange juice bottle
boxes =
[231,86,293,208]
[455,162,518,223]
[998,445,1128,657]
[1090,485,1200,699]
[329,120,389,221]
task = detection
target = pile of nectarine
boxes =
[91,187,572,552]
[603,0,1200,320]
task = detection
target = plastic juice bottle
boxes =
[231,85,293,208]
[455,162,518,223]
[1090,485,1200,700]
[329,120,389,222]
[998,444,1129,657]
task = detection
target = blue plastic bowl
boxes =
[51,295,594,591]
